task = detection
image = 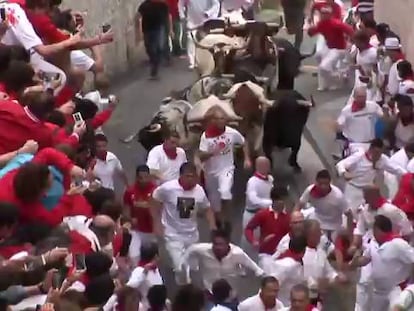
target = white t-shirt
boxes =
[211,305,232,311]
[337,101,383,143]
[146,144,187,183]
[126,267,163,308]
[152,179,210,238]
[93,151,123,190]
[1,3,43,50]
[199,126,244,176]
[299,184,349,231]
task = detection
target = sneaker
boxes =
[188,64,195,70]
[317,87,327,92]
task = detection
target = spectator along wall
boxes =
[65,0,143,76]
[375,0,414,64]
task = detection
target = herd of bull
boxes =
[128,16,317,171]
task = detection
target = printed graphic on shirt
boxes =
[177,197,195,219]
[210,135,231,155]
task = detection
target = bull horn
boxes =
[190,32,211,50]
[254,76,269,82]
[148,123,162,132]
[297,100,313,107]
[266,22,280,28]
[277,47,285,52]
[210,28,225,34]
[232,35,252,51]
[221,74,236,78]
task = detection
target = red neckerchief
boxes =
[377,232,401,245]
[134,182,154,200]
[162,143,177,160]
[371,197,388,210]
[395,52,405,61]
[96,151,107,161]
[351,101,365,112]
[79,272,90,286]
[277,249,303,264]
[309,184,331,199]
[307,241,318,249]
[359,43,373,52]
[259,294,276,310]
[178,177,195,191]
[254,172,269,181]
[138,259,157,270]
[306,305,316,311]
[205,125,225,138]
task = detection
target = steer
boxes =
[222,80,273,156]
[193,33,249,77]
[262,90,315,172]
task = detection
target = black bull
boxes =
[263,90,311,171]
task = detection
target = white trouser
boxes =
[318,48,346,89]
[204,169,234,211]
[70,50,95,71]
[186,30,197,67]
[344,183,364,218]
[258,253,274,274]
[315,35,328,63]
[30,51,67,94]
[128,230,156,263]
[371,287,401,311]
[355,281,373,311]
[165,233,198,270]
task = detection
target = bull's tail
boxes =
[300,44,316,60]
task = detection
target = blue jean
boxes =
[144,26,166,75]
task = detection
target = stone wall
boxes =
[375,0,414,64]
[65,0,144,76]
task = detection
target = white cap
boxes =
[385,37,402,50]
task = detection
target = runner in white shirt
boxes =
[150,162,216,284]
[243,156,273,228]
[179,228,264,296]
[351,215,414,311]
[92,134,128,190]
[397,60,414,99]
[336,138,406,217]
[297,169,352,240]
[210,279,237,311]
[349,186,413,311]
[337,86,384,155]
[303,220,346,308]
[390,95,414,150]
[350,30,379,103]
[199,107,251,220]
[126,242,163,309]
[384,37,405,98]
[392,284,414,311]
[386,143,414,199]
[266,235,308,306]
[146,131,187,184]
[238,276,285,311]
[280,283,319,311]
[178,0,221,69]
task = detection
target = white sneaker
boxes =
[317,87,327,91]
[188,64,195,70]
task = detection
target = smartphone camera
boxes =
[72,112,84,125]
[102,24,111,33]
[74,253,86,271]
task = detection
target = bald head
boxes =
[353,86,368,105]
[290,210,304,223]
[90,215,116,247]
[255,156,271,175]
[92,215,115,228]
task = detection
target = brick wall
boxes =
[375,0,414,63]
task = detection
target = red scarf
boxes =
[138,260,157,271]
[309,184,331,199]
[205,125,225,138]
[178,177,195,191]
[79,272,90,286]
[96,151,107,161]
[395,52,405,61]
[306,305,316,311]
[277,249,303,264]
[351,101,365,112]
[162,143,177,160]
[371,197,388,210]
[254,172,269,181]
[377,232,401,245]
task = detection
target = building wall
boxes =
[65,0,144,76]
[375,0,414,63]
